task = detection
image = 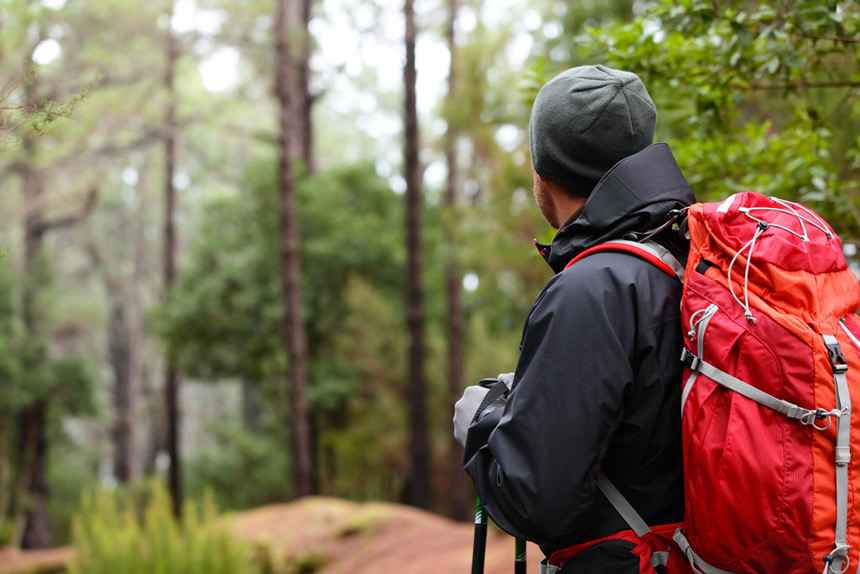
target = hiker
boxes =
[454,65,696,572]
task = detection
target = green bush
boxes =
[68,482,261,574]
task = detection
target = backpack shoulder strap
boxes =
[596,472,651,538]
[565,239,685,283]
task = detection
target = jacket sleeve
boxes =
[462,258,639,544]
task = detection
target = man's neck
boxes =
[558,205,585,230]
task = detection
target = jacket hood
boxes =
[537,143,696,273]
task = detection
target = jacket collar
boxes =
[536,143,695,274]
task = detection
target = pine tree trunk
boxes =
[296,0,315,173]
[15,73,52,549]
[163,23,182,517]
[18,402,50,550]
[276,0,313,499]
[404,0,431,510]
[444,0,470,521]
[105,228,141,485]
[127,204,144,479]
[109,302,134,483]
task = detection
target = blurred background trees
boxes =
[0,0,858,551]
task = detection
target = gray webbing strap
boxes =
[673,530,741,574]
[651,551,670,569]
[596,472,651,538]
[539,559,560,574]
[609,239,686,283]
[684,352,819,421]
[597,474,671,571]
[824,333,852,574]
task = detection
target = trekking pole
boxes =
[515,537,526,574]
[471,496,488,574]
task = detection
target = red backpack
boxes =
[547,192,860,574]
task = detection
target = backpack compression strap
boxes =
[565,239,685,282]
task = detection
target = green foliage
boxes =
[578,0,860,232]
[0,259,96,418]
[0,67,98,150]
[47,441,101,546]
[185,421,291,511]
[69,482,261,574]
[154,161,414,502]
[317,276,408,500]
[289,549,328,574]
[153,161,403,388]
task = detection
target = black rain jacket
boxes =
[463,143,696,557]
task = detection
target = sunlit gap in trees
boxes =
[32,39,61,65]
[160,0,242,93]
[463,272,479,292]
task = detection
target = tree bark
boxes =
[444,0,470,522]
[295,0,315,173]
[275,0,313,499]
[109,301,134,482]
[163,22,182,517]
[14,70,52,550]
[12,404,43,549]
[90,226,142,485]
[404,0,431,510]
[18,402,50,550]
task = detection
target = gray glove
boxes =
[453,373,515,447]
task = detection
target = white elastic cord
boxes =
[727,224,766,323]
[741,205,833,240]
[681,304,718,416]
[767,199,809,240]
[769,197,833,239]
[687,308,709,340]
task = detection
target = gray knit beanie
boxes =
[529,65,657,197]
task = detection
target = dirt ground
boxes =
[0,497,542,574]
[231,497,542,574]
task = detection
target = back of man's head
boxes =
[529,65,656,198]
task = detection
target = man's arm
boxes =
[463,259,638,545]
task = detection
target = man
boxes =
[454,65,696,572]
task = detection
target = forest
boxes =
[1,0,860,571]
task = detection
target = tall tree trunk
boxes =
[92,218,142,485]
[163,22,182,516]
[444,0,470,521]
[275,0,313,499]
[15,70,52,549]
[295,0,315,173]
[12,404,45,549]
[127,201,144,479]
[404,0,431,510]
[10,46,99,547]
[108,302,134,482]
[18,402,49,550]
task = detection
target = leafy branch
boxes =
[0,67,100,149]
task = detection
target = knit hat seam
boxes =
[580,86,623,133]
[620,87,634,134]
[622,87,657,110]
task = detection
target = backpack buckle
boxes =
[681,348,701,371]
[826,342,848,374]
